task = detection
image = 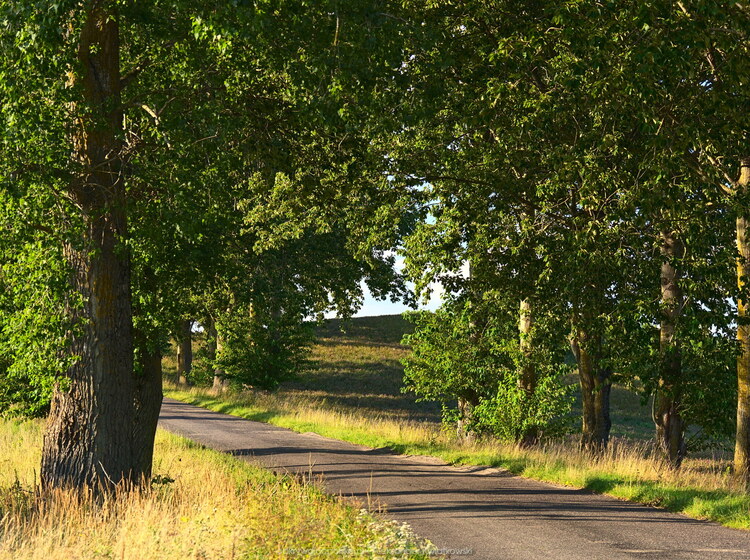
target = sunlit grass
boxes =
[0,418,435,560]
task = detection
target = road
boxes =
[159,398,750,560]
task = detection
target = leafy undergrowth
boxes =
[0,418,436,560]
[165,383,750,530]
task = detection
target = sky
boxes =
[348,282,441,318]
[327,254,469,318]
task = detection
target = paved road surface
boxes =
[159,398,750,559]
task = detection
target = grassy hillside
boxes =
[311,316,694,443]
[165,314,653,435]
[0,419,434,560]
[298,316,656,439]
[282,315,441,423]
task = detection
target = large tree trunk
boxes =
[735,158,750,478]
[654,229,686,468]
[570,322,611,451]
[176,319,192,385]
[518,298,538,446]
[41,5,154,491]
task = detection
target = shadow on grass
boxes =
[580,475,750,525]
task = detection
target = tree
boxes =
[0,0,411,490]
[175,320,193,385]
[28,3,148,489]
[393,0,635,448]
[403,297,571,444]
[602,1,747,469]
[393,1,740,457]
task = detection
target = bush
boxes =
[402,300,572,443]
[217,305,313,391]
[473,366,573,442]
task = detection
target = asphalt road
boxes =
[159,398,750,560]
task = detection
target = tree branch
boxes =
[683,149,734,196]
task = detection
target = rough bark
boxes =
[176,319,192,385]
[735,158,750,478]
[41,4,149,490]
[570,323,611,451]
[654,229,686,468]
[518,298,538,446]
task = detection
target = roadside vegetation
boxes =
[166,315,750,530]
[0,417,435,560]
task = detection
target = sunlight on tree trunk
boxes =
[518,298,538,446]
[655,229,686,468]
[456,394,478,442]
[735,158,750,479]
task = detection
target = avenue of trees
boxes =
[1,0,749,490]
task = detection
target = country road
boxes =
[159,398,750,560]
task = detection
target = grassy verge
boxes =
[164,382,750,531]
[0,418,435,560]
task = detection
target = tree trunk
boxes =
[735,158,750,478]
[133,346,163,477]
[212,326,228,392]
[654,229,686,468]
[456,392,479,442]
[204,315,218,380]
[41,5,150,490]
[176,319,192,385]
[457,263,482,442]
[518,298,538,446]
[570,323,611,451]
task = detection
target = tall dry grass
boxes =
[0,419,435,560]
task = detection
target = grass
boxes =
[165,314,750,531]
[281,316,440,423]
[0,418,436,560]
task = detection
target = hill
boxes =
[281,315,441,423]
